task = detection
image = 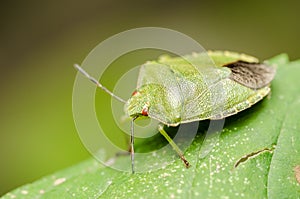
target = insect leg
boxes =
[130,116,138,174]
[158,124,190,168]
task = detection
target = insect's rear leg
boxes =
[115,149,130,157]
[158,124,190,168]
[114,137,132,157]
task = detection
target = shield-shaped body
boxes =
[125,51,275,126]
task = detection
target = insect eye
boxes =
[132,90,140,96]
[141,105,149,116]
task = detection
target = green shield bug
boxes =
[74,50,276,173]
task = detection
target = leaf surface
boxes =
[2,54,300,199]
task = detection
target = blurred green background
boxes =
[1,0,299,196]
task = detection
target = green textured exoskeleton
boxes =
[74,51,276,173]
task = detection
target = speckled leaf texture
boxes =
[2,54,300,199]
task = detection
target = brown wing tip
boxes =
[224,60,276,89]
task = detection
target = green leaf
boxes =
[2,54,300,199]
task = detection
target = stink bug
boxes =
[74,50,276,173]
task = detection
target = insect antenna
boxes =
[130,116,138,174]
[74,64,127,103]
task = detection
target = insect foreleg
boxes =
[158,124,190,168]
[130,116,138,174]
